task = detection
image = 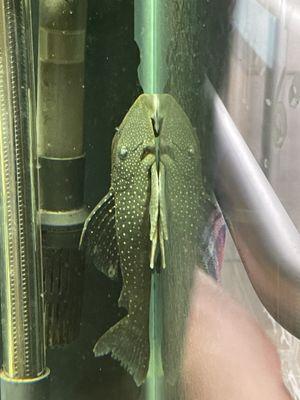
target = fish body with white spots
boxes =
[80,94,216,386]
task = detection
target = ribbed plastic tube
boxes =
[0,1,49,399]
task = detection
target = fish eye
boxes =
[188,147,195,156]
[119,147,128,160]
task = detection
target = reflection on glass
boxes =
[222,0,300,398]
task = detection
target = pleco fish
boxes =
[80,94,216,387]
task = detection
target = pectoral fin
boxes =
[80,190,120,280]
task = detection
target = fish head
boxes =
[157,94,201,177]
[111,95,159,192]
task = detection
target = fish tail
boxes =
[94,315,149,386]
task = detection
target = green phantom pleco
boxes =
[80,94,213,386]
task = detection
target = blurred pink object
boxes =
[203,207,226,282]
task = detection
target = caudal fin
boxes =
[94,315,149,386]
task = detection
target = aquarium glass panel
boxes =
[0,1,299,399]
